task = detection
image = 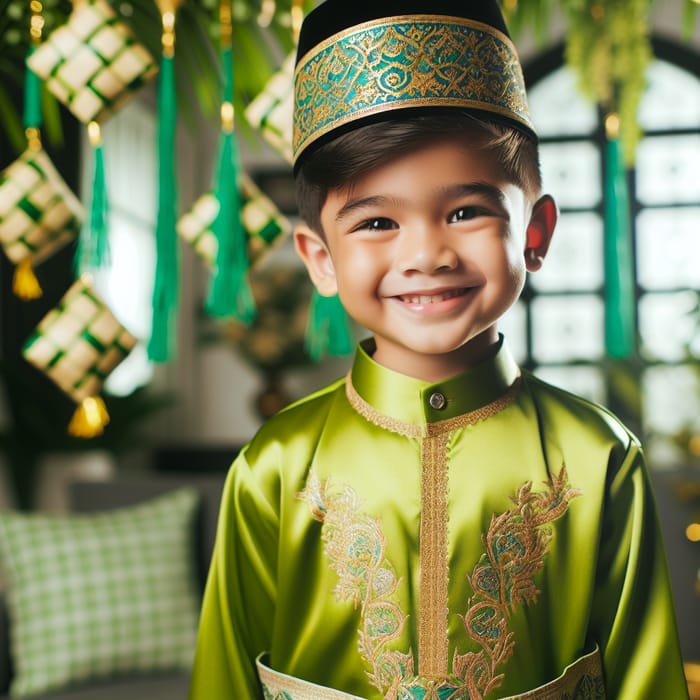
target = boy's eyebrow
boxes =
[439,182,508,210]
[334,194,396,222]
[334,182,508,223]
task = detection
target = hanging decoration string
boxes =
[204,0,255,322]
[75,120,110,272]
[256,0,276,27]
[603,112,636,359]
[148,0,182,361]
[13,0,46,299]
[290,0,303,40]
[24,0,44,147]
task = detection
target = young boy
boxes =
[189,1,689,698]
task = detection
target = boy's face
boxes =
[295,136,556,381]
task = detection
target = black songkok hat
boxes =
[292,0,536,172]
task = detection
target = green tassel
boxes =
[205,130,255,321]
[304,289,354,362]
[148,54,179,362]
[604,135,636,359]
[76,140,110,272]
[205,46,255,322]
[23,47,42,130]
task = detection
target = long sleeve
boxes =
[591,439,689,699]
[188,450,279,700]
[187,343,691,699]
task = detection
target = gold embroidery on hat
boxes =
[293,14,532,163]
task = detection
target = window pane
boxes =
[533,365,606,405]
[102,102,157,221]
[530,212,603,292]
[528,67,598,137]
[642,365,700,468]
[636,135,700,205]
[638,60,700,131]
[94,211,155,395]
[639,291,698,362]
[531,295,604,363]
[86,100,157,396]
[637,208,700,290]
[499,301,527,364]
[539,142,601,209]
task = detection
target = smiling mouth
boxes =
[397,288,469,304]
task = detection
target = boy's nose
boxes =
[395,227,458,274]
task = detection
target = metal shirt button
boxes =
[429,391,447,410]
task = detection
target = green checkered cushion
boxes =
[22,277,137,405]
[177,174,291,267]
[244,52,294,165]
[26,0,157,124]
[0,487,200,698]
[0,148,82,266]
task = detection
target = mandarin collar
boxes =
[348,336,520,426]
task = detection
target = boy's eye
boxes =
[355,217,396,232]
[449,206,489,223]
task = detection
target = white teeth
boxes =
[401,289,464,304]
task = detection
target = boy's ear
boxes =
[293,223,338,296]
[525,194,558,272]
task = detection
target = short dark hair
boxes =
[294,112,542,235]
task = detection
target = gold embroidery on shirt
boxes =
[345,373,521,439]
[451,467,582,699]
[299,467,580,700]
[298,471,414,694]
[419,432,450,677]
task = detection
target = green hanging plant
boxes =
[502,0,654,165]
[562,0,653,164]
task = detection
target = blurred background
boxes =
[0,0,699,693]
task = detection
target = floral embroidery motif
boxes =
[451,468,582,699]
[299,468,580,700]
[561,673,606,700]
[298,471,413,694]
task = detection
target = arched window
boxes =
[500,39,700,468]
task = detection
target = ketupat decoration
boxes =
[244,51,295,165]
[244,0,302,164]
[26,0,159,274]
[0,149,83,299]
[177,175,291,270]
[0,0,82,300]
[22,275,138,437]
[26,0,158,125]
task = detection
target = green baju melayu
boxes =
[188,337,688,700]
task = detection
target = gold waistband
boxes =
[256,646,605,700]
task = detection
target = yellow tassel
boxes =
[68,396,110,438]
[13,259,43,299]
